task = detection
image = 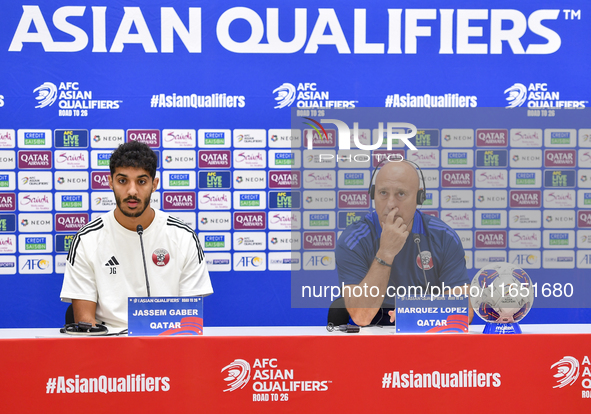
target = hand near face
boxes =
[378,207,410,263]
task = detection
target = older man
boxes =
[335,160,472,326]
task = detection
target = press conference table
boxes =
[1,325,590,413]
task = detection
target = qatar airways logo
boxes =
[163,192,196,210]
[476,129,507,147]
[338,191,369,208]
[199,150,231,168]
[269,171,300,189]
[55,213,88,231]
[91,172,110,190]
[127,130,160,147]
[475,231,506,248]
[303,231,335,249]
[510,190,541,208]
[578,211,591,228]
[0,194,16,211]
[234,212,266,230]
[18,151,52,169]
[545,150,576,168]
[442,171,473,187]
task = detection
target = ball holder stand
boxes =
[483,322,522,334]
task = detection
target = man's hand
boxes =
[72,299,98,326]
[388,310,396,323]
[377,207,410,264]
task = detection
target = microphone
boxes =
[136,225,151,297]
[413,234,430,294]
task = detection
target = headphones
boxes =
[368,158,427,205]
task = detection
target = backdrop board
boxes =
[0,0,589,327]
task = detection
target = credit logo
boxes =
[17,129,51,148]
[544,129,576,147]
[163,171,196,190]
[55,193,88,211]
[198,130,230,148]
[233,192,266,210]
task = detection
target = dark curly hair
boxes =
[109,140,158,179]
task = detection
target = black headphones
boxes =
[368,158,427,205]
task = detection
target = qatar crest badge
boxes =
[152,248,170,267]
[416,251,433,270]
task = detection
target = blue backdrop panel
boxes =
[0,1,589,327]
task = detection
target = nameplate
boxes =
[128,297,203,337]
[396,295,469,333]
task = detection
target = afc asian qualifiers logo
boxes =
[152,248,170,267]
[34,82,58,108]
[504,83,527,108]
[416,251,433,270]
[551,356,579,388]
[222,359,251,392]
[273,83,296,109]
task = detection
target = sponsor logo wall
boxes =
[1,1,590,327]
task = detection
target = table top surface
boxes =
[0,324,590,339]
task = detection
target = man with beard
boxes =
[60,141,213,329]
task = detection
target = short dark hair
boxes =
[109,140,158,179]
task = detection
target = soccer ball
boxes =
[470,262,534,323]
